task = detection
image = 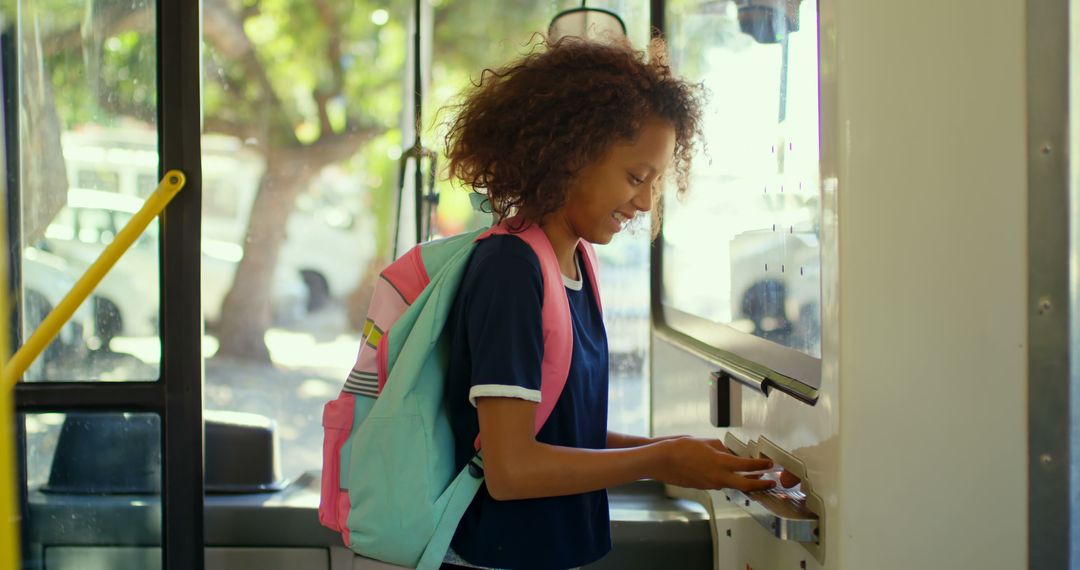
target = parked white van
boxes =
[63,129,372,313]
[37,189,306,342]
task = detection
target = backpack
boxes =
[319,219,602,569]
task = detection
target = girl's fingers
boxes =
[705,439,730,453]
[723,455,774,472]
[726,474,777,493]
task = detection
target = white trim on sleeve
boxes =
[469,385,542,408]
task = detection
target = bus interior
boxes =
[0,0,1076,569]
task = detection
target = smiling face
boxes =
[547,118,677,247]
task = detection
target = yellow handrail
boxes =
[1,165,17,569]
[2,170,187,389]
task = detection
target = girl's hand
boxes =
[650,436,776,492]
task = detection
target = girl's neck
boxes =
[538,217,581,280]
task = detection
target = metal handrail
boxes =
[2,170,187,389]
[1,163,16,570]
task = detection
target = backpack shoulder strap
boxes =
[475,220,575,442]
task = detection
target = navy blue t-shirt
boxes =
[445,234,611,570]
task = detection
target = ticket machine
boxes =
[650,0,1064,568]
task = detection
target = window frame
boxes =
[648,0,822,405]
[9,0,206,567]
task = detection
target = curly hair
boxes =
[443,36,704,233]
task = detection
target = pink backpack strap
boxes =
[472,219,601,449]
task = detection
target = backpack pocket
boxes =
[319,393,356,541]
[347,414,433,565]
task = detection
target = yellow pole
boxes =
[1,161,18,570]
[2,170,186,389]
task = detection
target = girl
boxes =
[440,36,776,570]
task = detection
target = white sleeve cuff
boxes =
[468,385,542,408]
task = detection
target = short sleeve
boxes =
[461,237,544,407]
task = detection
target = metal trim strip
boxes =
[1026,0,1071,566]
[14,382,164,412]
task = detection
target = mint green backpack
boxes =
[319,219,602,569]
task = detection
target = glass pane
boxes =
[75,168,120,193]
[580,0,652,435]
[662,0,822,358]
[17,0,160,381]
[587,0,650,47]
[200,0,657,480]
[598,228,651,435]
[200,0,413,481]
[23,412,162,569]
[424,1,550,240]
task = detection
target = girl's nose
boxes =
[631,185,653,212]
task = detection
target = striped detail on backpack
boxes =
[343,369,379,398]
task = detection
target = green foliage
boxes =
[360,130,402,259]
[33,0,654,260]
[30,0,157,129]
[423,0,559,232]
[219,0,410,143]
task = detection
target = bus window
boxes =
[198,0,658,483]
[199,0,414,482]
[22,412,163,568]
[14,0,209,561]
[659,0,822,389]
[75,168,120,193]
[562,0,653,435]
[136,172,159,196]
[16,0,160,381]
[75,209,116,245]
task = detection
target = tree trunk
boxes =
[20,27,69,245]
[214,127,375,361]
[214,152,315,362]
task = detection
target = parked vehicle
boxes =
[21,247,96,378]
[36,189,306,342]
[64,130,372,313]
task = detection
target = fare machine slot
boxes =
[721,434,825,563]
